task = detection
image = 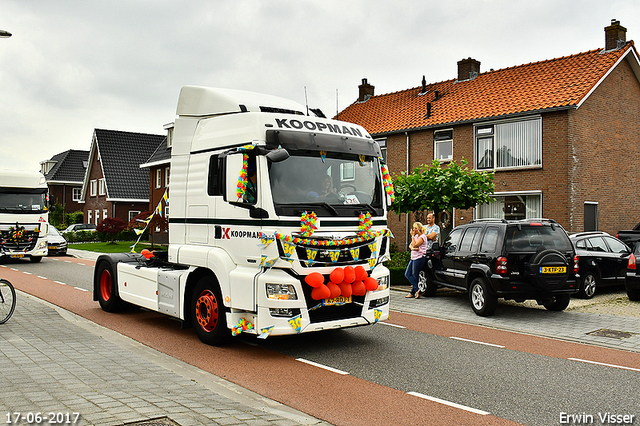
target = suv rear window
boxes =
[505,226,572,252]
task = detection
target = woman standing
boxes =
[405,222,429,298]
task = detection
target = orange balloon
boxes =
[364,277,378,291]
[327,282,341,299]
[330,268,345,284]
[305,272,324,288]
[338,281,353,298]
[311,284,331,300]
[354,265,367,281]
[343,266,355,283]
[352,280,366,296]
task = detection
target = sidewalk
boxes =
[389,286,640,353]
[0,291,330,426]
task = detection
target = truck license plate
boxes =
[48,245,58,250]
[323,295,352,306]
[540,266,566,274]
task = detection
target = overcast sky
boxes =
[1,1,639,172]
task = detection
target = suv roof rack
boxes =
[469,218,508,224]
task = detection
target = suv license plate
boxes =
[540,266,566,274]
[10,254,24,258]
[323,295,352,306]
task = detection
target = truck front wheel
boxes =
[191,277,230,346]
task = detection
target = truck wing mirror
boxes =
[266,148,289,163]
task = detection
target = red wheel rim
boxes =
[100,269,111,301]
[195,290,219,332]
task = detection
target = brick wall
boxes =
[568,58,640,235]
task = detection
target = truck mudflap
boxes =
[92,252,146,302]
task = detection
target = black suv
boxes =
[418,218,579,316]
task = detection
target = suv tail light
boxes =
[629,253,637,270]
[496,256,508,276]
[573,255,580,274]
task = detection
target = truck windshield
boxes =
[0,189,48,214]
[269,151,382,211]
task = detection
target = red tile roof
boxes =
[337,42,638,135]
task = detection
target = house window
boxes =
[376,138,387,163]
[165,167,170,187]
[88,210,92,224]
[434,130,453,162]
[476,192,542,221]
[90,180,97,197]
[72,188,82,202]
[156,169,162,189]
[475,117,542,170]
[95,210,99,225]
[129,210,140,222]
[98,178,106,196]
[103,209,108,221]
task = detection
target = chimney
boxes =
[358,78,374,102]
[604,19,627,51]
[457,57,481,82]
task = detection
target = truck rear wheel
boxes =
[96,261,123,312]
[191,277,230,346]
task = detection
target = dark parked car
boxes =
[418,218,579,316]
[625,243,640,301]
[569,232,631,299]
[47,226,68,256]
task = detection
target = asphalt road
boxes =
[4,255,640,426]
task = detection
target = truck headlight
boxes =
[376,275,389,290]
[266,283,298,300]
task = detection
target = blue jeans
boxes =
[405,256,427,295]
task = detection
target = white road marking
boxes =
[407,391,491,415]
[378,321,406,329]
[449,336,505,348]
[37,276,48,280]
[75,287,89,292]
[568,358,640,373]
[296,358,349,375]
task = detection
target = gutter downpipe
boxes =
[405,131,410,251]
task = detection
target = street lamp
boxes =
[0,30,11,38]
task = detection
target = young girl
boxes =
[405,222,428,298]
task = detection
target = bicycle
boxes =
[0,278,16,324]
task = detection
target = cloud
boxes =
[0,0,638,172]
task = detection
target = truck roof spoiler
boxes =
[176,86,307,117]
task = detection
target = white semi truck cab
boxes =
[94,86,393,345]
[0,170,49,262]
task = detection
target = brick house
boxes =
[139,123,173,244]
[337,20,640,251]
[40,149,89,218]
[81,128,166,226]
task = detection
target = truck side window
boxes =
[208,155,222,196]
[243,155,257,204]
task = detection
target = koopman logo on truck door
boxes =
[220,228,261,239]
[275,118,365,137]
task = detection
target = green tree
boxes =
[390,159,495,222]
